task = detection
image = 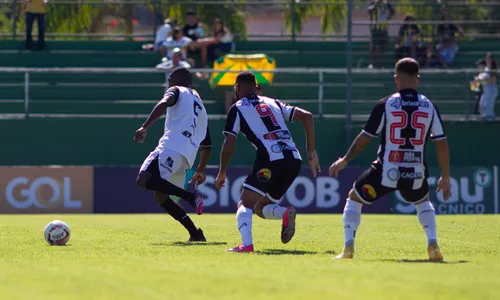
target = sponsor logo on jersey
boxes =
[257,168,272,182]
[160,157,174,173]
[181,130,192,138]
[390,98,402,109]
[270,143,296,153]
[263,130,291,140]
[361,184,377,200]
[401,172,423,179]
[387,168,400,181]
[388,150,421,164]
[401,100,429,108]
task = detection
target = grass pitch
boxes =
[0,214,499,300]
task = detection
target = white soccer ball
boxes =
[44,220,71,246]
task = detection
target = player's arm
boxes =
[329,100,385,177]
[430,105,451,200]
[133,87,180,143]
[190,126,211,187]
[215,105,240,189]
[292,106,321,177]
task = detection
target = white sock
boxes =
[343,199,362,248]
[236,205,253,246]
[415,201,437,246]
[262,204,287,220]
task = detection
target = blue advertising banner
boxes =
[392,166,499,215]
[94,166,391,214]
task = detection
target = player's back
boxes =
[224,94,301,161]
[159,86,208,167]
[363,88,445,189]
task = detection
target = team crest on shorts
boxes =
[361,184,377,199]
[257,168,272,182]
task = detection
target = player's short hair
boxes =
[395,58,419,76]
[235,72,256,86]
[186,11,195,16]
[169,67,192,87]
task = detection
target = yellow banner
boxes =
[209,54,276,88]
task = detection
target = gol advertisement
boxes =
[0,166,94,214]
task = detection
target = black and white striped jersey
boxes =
[223,94,302,161]
[363,89,446,190]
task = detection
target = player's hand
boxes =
[215,171,226,189]
[436,176,451,201]
[307,150,321,178]
[329,157,348,177]
[134,127,147,143]
[189,170,206,188]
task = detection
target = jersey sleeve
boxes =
[223,105,240,136]
[200,124,212,148]
[430,104,446,141]
[161,86,180,107]
[363,101,386,137]
[275,99,296,122]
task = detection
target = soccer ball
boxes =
[44,220,71,246]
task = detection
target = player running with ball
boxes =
[134,67,210,242]
[215,72,320,253]
[329,58,451,261]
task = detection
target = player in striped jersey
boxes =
[329,58,451,261]
[215,72,321,253]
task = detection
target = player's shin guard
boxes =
[262,204,287,219]
[144,176,194,202]
[236,206,253,246]
[343,199,362,248]
[161,197,198,236]
[415,200,437,246]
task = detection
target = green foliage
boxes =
[158,0,247,39]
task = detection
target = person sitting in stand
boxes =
[206,18,234,64]
[160,27,192,63]
[395,15,421,61]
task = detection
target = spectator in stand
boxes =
[436,12,463,68]
[477,53,498,121]
[25,0,48,51]
[471,59,486,115]
[368,0,394,69]
[183,11,208,66]
[154,18,176,52]
[156,48,191,71]
[206,18,234,64]
[161,27,193,64]
[395,15,423,62]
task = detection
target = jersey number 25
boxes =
[390,111,428,146]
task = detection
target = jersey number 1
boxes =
[390,111,428,146]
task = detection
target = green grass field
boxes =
[0,214,499,300]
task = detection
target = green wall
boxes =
[1,119,497,167]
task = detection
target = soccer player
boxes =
[215,72,321,253]
[329,58,451,261]
[134,67,210,242]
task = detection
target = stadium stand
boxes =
[0,39,498,118]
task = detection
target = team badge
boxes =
[257,168,272,182]
[387,168,400,181]
[361,184,377,199]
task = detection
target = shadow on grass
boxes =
[152,241,228,247]
[323,250,337,255]
[256,249,317,255]
[379,259,469,264]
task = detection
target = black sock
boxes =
[145,176,194,201]
[161,197,198,236]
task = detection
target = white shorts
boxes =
[140,148,189,189]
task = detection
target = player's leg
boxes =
[254,158,301,244]
[400,182,442,261]
[154,192,205,242]
[227,162,274,253]
[335,168,393,259]
[137,151,203,214]
[227,189,264,253]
